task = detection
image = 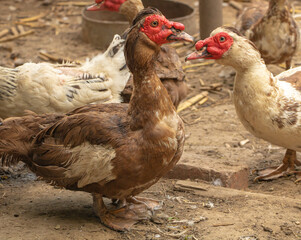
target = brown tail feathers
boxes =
[0,140,30,166]
[0,113,64,167]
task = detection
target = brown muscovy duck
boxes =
[87,0,189,108]
[235,0,299,69]
[186,26,301,182]
[0,7,193,231]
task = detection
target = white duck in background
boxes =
[235,0,299,69]
[186,26,301,182]
[0,34,129,119]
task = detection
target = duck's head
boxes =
[127,7,193,48]
[86,0,152,26]
[87,0,125,12]
[186,27,239,61]
[186,26,261,68]
[125,7,194,71]
[138,11,193,45]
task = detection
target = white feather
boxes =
[0,34,130,118]
[65,143,117,188]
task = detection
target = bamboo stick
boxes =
[177,91,208,113]
[0,29,9,39]
[183,61,214,70]
[39,50,66,63]
[200,83,223,91]
[38,50,81,64]
[199,78,205,86]
[15,22,47,28]
[17,25,25,34]
[0,30,34,43]
[56,1,91,6]
[10,27,19,36]
[19,12,49,22]
[198,97,208,106]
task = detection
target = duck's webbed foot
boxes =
[93,194,158,231]
[126,196,163,214]
[292,171,301,183]
[285,59,292,70]
[255,149,301,182]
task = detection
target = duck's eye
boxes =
[150,20,159,27]
[219,36,226,42]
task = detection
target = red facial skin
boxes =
[140,15,185,46]
[196,32,233,59]
[87,0,125,11]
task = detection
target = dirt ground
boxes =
[0,0,301,239]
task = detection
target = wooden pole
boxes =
[199,0,223,39]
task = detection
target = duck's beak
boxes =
[185,45,211,61]
[86,3,103,11]
[168,31,194,43]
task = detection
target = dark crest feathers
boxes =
[132,7,163,26]
[121,7,162,40]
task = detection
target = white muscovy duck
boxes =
[0,34,129,119]
[186,26,301,182]
[235,0,299,69]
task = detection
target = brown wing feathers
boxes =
[237,6,267,35]
[34,112,113,148]
[0,108,124,189]
[30,143,79,188]
[0,101,130,174]
[279,71,301,92]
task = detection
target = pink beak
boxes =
[86,2,105,11]
[185,46,212,61]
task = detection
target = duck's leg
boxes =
[92,193,152,231]
[292,158,301,183]
[255,149,300,181]
[285,59,292,70]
